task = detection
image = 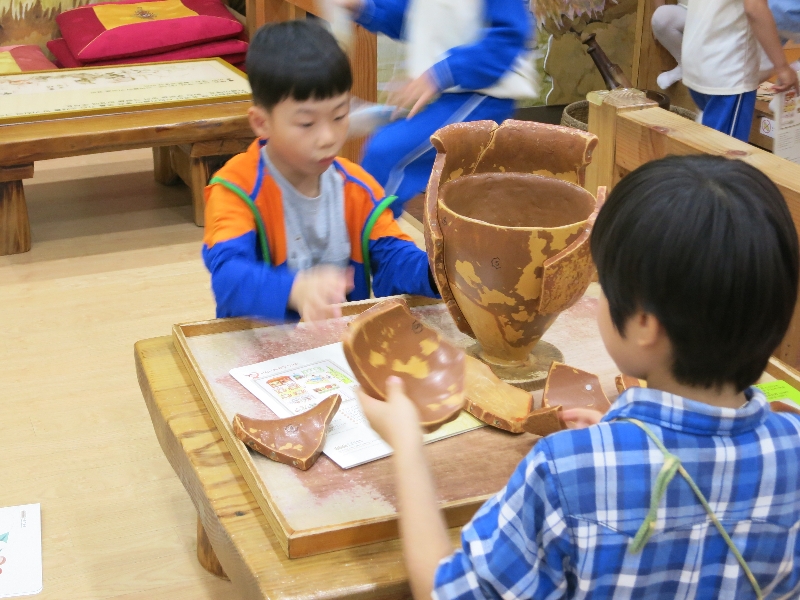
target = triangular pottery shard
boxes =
[615,374,647,394]
[464,355,533,432]
[343,298,466,433]
[232,393,342,471]
[771,400,800,416]
[542,362,612,414]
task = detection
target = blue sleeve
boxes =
[202,231,299,322]
[432,442,571,600]
[429,0,531,92]
[355,0,409,40]
[369,236,440,298]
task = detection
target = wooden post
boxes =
[586,89,657,193]
[0,164,34,256]
[152,146,181,185]
[197,515,229,580]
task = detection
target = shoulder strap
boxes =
[618,417,763,599]
[360,194,399,296]
[208,176,271,265]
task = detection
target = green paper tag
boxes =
[754,380,800,407]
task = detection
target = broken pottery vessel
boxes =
[424,119,602,389]
[343,298,466,433]
[542,362,612,416]
[233,393,342,470]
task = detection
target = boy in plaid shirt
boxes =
[359,155,800,599]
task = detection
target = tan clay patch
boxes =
[391,356,430,378]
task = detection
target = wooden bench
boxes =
[0,100,253,256]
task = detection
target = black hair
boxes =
[591,155,799,392]
[245,19,352,109]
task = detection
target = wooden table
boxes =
[136,334,465,599]
[0,100,253,256]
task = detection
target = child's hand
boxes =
[773,64,800,95]
[288,265,353,322]
[332,0,363,16]
[561,408,604,429]
[389,71,438,118]
[357,377,423,449]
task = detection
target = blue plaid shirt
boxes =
[433,387,800,599]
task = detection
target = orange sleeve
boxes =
[203,182,256,248]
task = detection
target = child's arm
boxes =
[336,0,409,40]
[359,378,573,599]
[369,236,439,298]
[358,378,451,599]
[744,0,799,93]
[427,0,531,93]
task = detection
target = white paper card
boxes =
[770,86,800,164]
[0,504,42,598]
[230,343,482,469]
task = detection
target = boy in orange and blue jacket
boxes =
[203,20,438,322]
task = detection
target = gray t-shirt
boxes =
[262,148,351,272]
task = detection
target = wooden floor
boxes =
[0,150,232,599]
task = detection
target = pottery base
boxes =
[466,341,564,392]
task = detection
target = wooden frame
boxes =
[245,0,377,162]
[586,88,800,368]
[171,296,525,559]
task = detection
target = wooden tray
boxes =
[172,293,620,558]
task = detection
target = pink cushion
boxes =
[0,45,57,73]
[47,37,246,68]
[56,0,243,62]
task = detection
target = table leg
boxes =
[152,146,181,185]
[196,515,229,580]
[0,164,34,256]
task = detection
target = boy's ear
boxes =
[629,310,664,349]
[248,105,271,139]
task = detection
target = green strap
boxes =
[621,418,763,599]
[209,176,271,265]
[361,195,398,297]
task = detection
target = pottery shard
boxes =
[543,362,612,414]
[614,373,646,395]
[521,405,567,436]
[232,393,342,471]
[464,355,534,432]
[770,400,800,416]
[343,297,466,433]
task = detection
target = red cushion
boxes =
[56,0,243,62]
[0,45,57,73]
[47,37,246,68]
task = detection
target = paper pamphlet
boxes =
[230,343,483,469]
[0,504,42,598]
[769,86,800,164]
[754,380,800,406]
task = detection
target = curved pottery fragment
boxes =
[464,355,534,432]
[771,400,800,416]
[615,373,646,394]
[542,362,611,415]
[233,393,342,470]
[425,119,603,372]
[343,298,466,433]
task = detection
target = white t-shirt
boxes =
[682,0,762,95]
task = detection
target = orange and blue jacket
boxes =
[202,140,438,321]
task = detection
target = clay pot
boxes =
[425,120,602,368]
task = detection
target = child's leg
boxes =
[361,93,515,217]
[689,90,757,142]
[651,4,687,89]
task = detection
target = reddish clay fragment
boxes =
[770,400,800,416]
[463,355,535,433]
[521,405,567,436]
[233,393,342,470]
[343,298,466,433]
[542,362,612,414]
[615,374,647,395]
